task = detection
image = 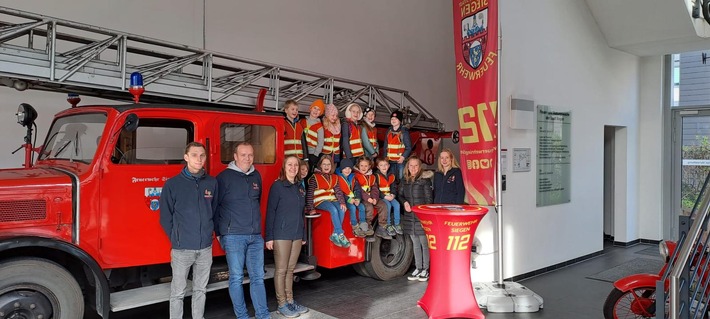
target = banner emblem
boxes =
[462,9,488,69]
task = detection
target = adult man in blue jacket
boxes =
[159,142,218,319]
[216,142,269,319]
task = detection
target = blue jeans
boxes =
[221,234,269,319]
[317,201,345,234]
[383,198,401,225]
[389,161,405,180]
[346,201,367,225]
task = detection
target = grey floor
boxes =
[108,241,661,319]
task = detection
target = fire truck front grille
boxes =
[0,200,47,222]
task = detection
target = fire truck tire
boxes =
[352,262,371,277]
[0,257,84,319]
[362,234,414,281]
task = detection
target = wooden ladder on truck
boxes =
[0,6,444,132]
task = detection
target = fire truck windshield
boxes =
[39,113,108,163]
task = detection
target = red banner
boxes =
[453,0,498,205]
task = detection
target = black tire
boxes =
[0,258,84,319]
[352,262,370,277]
[603,287,656,319]
[362,233,413,281]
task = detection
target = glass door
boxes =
[673,110,710,238]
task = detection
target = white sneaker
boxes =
[418,269,429,281]
[408,269,421,281]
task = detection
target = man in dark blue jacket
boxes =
[159,142,218,319]
[215,142,269,319]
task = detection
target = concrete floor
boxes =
[106,241,660,318]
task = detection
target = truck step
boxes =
[110,262,315,312]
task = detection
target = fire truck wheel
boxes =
[352,262,371,278]
[0,258,84,319]
[362,233,414,281]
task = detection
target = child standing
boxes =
[335,158,371,238]
[375,158,402,236]
[433,148,466,204]
[353,156,390,241]
[305,156,350,248]
[321,104,342,164]
[300,99,325,169]
[341,103,366,163]
[283,99,308,160]
[398,156,433,282]
[361,106,379,160]
[383,110,411,180]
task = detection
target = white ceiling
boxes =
[584,0,710,56]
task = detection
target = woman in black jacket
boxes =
[433,148,465,204]
[398,156,433,282]
[265,155,309,317]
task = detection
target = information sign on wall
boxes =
[536,105,571,206]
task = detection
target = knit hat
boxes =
[325,103,338,118]
[344,103,363,121]
[391,110,404,122]
[339,157,354,170]
[310,99,325,117]
[363,106,375,116]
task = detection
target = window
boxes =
[114,119,193,164]
[40,113,107,164]
[220,123,276,164]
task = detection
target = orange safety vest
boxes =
[354,171,376,193]
[364,125,377,151]
[322,129,340,155]
[386,131,405,161]
[337,175,356,201]
[347,121,364,157]
[312,173,337,207]
[377,173,395,195]
[301,118,323,150]
[284,118,305,158]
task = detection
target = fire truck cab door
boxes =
[99,115,197,268]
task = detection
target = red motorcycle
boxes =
[603,241,676,319]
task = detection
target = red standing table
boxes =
[412,204,488,319]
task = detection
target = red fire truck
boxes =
[0,7,452,319]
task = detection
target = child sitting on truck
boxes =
[305,155,350,248]
[335,158,371,238]
[375,157,402,236]
[353,156,390,241]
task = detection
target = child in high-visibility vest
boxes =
[335,158,371,238]
[305,155,350,248]
[283,99,308,160]
[383,110,412,180]
[353,156,390,241]
[375,157,403,236]
[300,99,325,169]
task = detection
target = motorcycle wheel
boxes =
[603,287,656,319]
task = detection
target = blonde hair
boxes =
[437,148,460,172]
[403,156,423,182]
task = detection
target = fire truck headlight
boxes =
[16,103,37,127]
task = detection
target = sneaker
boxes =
[359,222,369,232]
[338,233,351,248]
[418,269,429,282]
[408,269,421,281]
[385,224,396,236]
[289,301,309,314]
[365,235,376,243]
[329,233,342,247]
[375,226,392,239]
[278,303,300,318]
[352,225,365,237]
[394,224,403,235]
[364,226,375,236]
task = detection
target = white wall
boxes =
[0,1,668,279]
[638,56,665,241]
[497,0,642,277]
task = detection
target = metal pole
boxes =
[495,3,504,287]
